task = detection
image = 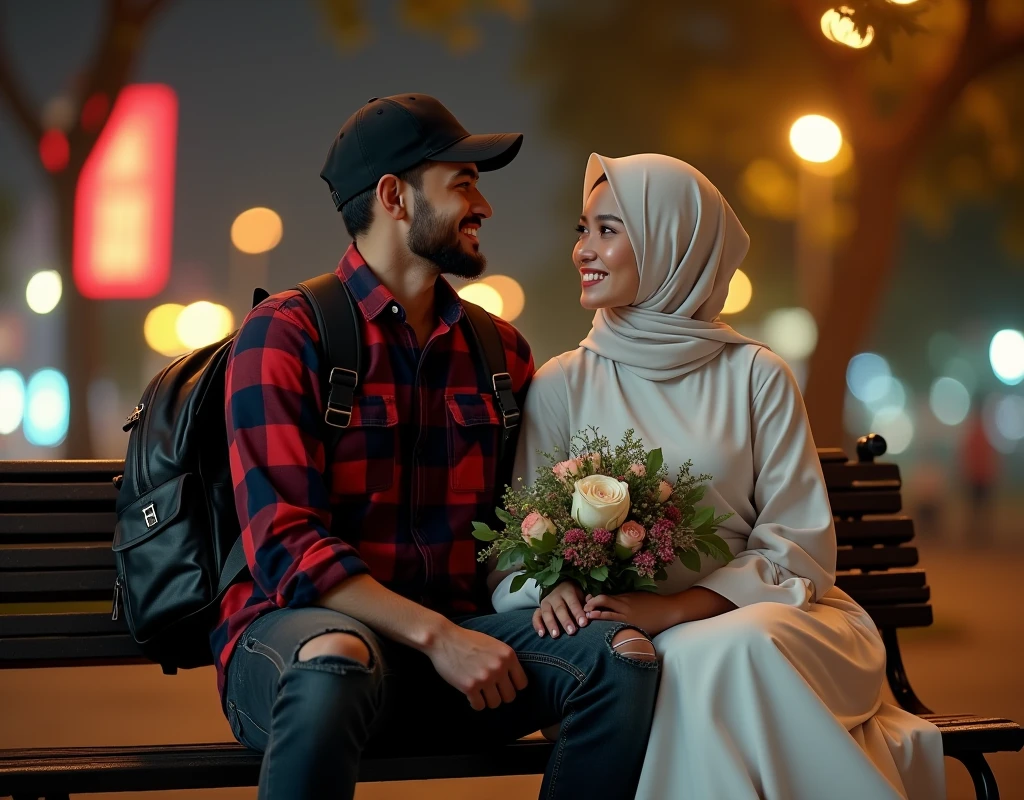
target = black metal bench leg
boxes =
[951,752,1000,800]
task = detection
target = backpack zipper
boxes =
[133,356,185,494]
[111,576,122,621]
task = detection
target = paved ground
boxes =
[2,543,1021,799]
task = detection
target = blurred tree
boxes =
[521,0,1024,446]
[0,0,171,457]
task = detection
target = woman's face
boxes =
[573,179,640,310]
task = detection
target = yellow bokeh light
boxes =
[887,0,919,4]
[26,270,63,314]
[458,283,504,318]
[789,115,843,163]
[481,275,525,321]
[820,7,874,49]
[144,303,187,357]
[721,269,753,315]
[231,207,283,255]
[175,301,235,350]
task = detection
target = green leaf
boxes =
[548,556,564,573]
[495,507,515,525]
[497,548,523,572]
[529,531,558,554]
[698,533,732,561]
[510,573,530,593]
[645,448,664,477]
[680,549,701,572]
[634,577,658,592]
[692,506,714,529]
[685,485,707,505]
[471,521,497,541]
[614,543,636,561]
[537,569,561,587]
[589,565,609,582]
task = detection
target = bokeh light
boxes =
[25,270,63,314]
[847,353,891,403]
[39,129,69,172]
[929,376,971,426]
[982,395,1018,454]
[721,269,753,315]
[144,303,187,357]
[942,357,978,395]
[231,207,284,254]
[871,408,914,455]
[865,376,907,414]
[25,369,70,447]
[481,275,525,321]
[0,369,26,435]
[761,307,817,360]
[820,7,874,49]
[789,115,843,163]
[457,283,504,318]
[176,301,234,350]
[989,329,1024,385]
[993,395,1024,442]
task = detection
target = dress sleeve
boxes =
[695,348,836,609]
[491,357,572,613]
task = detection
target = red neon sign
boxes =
[74,84,178,299]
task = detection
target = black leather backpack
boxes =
[112,274,519,673]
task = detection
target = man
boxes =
[213,94,659,799]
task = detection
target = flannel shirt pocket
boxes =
[445,393,501,494]
[331,395,398,495]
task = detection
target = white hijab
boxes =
[580,153,764,381]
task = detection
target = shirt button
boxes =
[391,305,399,314]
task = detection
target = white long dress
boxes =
[502,343,946,799]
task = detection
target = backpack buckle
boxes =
[325,367,358,429]
[491,372,520,429]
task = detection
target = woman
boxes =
[493,153,946,799]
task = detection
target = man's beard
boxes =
[407,190,486,279]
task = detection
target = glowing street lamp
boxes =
[821,7,874,49]
[790,115,843,164]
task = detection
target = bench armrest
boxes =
[882,627,932,715]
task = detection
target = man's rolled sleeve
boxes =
[225,299,370,608]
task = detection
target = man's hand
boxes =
[533,580,587,638]
[426,625,529,711]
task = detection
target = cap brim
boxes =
[431,132,523,172]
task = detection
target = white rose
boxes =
[571,474,631,531]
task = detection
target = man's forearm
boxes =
[318,574,454,652]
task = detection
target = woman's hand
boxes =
[584,591,682,637]
[533,581,588,638]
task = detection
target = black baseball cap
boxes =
[320,94,523,211]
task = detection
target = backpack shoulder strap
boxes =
[296,274,362,446]
[460,301,521,456]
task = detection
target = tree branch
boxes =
[0,8,44,143]
[895,7,1024,153]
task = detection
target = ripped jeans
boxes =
[223,606,660,800]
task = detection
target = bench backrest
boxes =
[0,450,930,669]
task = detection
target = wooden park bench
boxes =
[1,435,1021,799]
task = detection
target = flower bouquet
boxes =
[473,428,733,597]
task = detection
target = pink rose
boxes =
[657,481,673,503]
[628,463,646,477]
[616,521,646,554]
[552,458,580,482]
[521,511,555,543]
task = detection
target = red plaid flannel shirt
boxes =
[212,244,534,698]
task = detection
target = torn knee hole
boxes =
[611,628,657,661]
[297,632,371,666]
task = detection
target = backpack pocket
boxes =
[113,473,216,644]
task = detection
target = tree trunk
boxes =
[54,173,100,459]
[803,150,906,448]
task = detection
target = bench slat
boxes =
[0,543,114,570]
[0,633,144,665]
[0,512,117,540]
[0,569,115,601]
[0,459,123,479]
[836,546,919,570]
[820,461,900,489]
[0,482,118,505]
[834,518,914,546]
[0,612,124,638]
[835,570,925,591]
[828,490,902,516]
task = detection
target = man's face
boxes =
[406,162,493,279]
